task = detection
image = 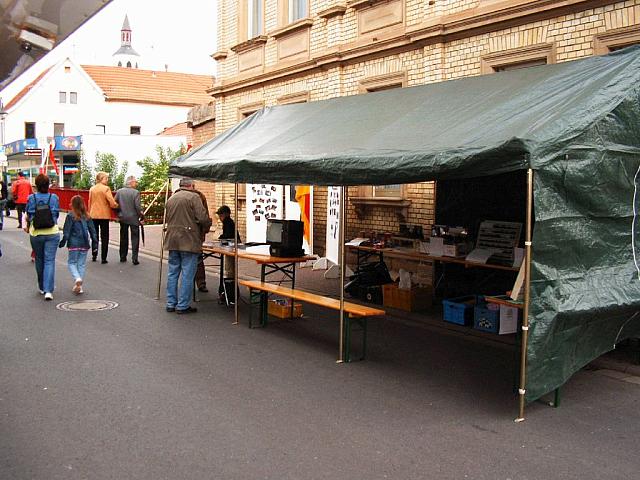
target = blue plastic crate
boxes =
[474,298,501,333]
[442,295,478,326]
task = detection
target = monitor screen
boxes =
[266,221,283,244]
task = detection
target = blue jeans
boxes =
[166,250,199,310]
[68,249,88,281]
[0,199,5,225]
[30,233,60,293]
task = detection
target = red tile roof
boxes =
[158,122,190,136]
[5,67,52,110]
[81,65,213,106]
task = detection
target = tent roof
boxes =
[171,46,640,185]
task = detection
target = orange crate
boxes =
[268,299,303,318]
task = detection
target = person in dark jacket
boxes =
[194,189,212,292]
[0,179,7,230]
[59,195,98,294]
[115,176,144,265]
[216,205,240,304]
[164,178,212,314]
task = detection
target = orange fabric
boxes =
[294,185,311,244]
[88,183,118,219]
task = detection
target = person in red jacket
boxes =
[11,172,33,229]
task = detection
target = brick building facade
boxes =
[191,0,640,253]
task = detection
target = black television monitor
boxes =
[266,219,304,256]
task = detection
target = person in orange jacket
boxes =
[88,172,118,264]
[11,172,33,229]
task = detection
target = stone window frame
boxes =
[358,71,407,93]
[237,100,265,121]
[277,0,311,28]
[594,26,640,55]
[481,43,556,74]
[277,91,310,104]
[351,70,410,215]
[237,0,266,44]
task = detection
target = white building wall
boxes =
[3,59,191,143]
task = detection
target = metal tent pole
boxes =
[515,169,534,422]
[155,180,170,300]
[233,182,240,325]
[337,185,347,363]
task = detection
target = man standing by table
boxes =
[11,172,32,229]
[115,176,144,265]
[164,178,212,314]
[216,205,240,305]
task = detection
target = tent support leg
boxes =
[337,185,347,364]
[515,168,534,423]
[233,182,240,325]
[155,180,170,300]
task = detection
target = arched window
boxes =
[118,61,122,67]
[126,61,132,68]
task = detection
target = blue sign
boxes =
[54,136,82,151]
[3,138,38,156]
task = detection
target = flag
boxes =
[294,185,312,245]
[49,144,59,175]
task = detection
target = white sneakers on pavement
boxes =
[44,293,53,301]
[73,278,83,294]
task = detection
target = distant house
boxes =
[1,57,212,186]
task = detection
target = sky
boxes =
[2,0,217,101]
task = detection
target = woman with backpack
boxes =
[59,196,97,294]
[25,174,60,301]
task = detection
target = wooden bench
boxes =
[239,280,385,362]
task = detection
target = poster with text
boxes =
[325,186,341,265]
[246,184,283,243]
[285,185,313,254]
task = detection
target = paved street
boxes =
[1,217,639,480]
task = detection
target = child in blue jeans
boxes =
[59,195,97,294]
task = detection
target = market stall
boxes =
[170,46,640,418]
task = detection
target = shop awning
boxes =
[172,46,640,186]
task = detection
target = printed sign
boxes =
[325,186,341,265]
[246,184,283,243]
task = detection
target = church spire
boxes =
[113,14,140,68]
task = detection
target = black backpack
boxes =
[32,194,55,229]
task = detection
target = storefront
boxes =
[3,135,81,187]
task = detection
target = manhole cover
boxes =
[56,300,119,312]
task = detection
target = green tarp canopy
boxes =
[172,46,640,402]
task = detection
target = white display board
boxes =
[285,185,313,254]
[325,186,341,265]
[246,184,283,243]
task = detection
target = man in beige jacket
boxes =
[88,172,118,264]
[164,178,212,314]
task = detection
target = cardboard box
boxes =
[442,243,468,257]
[268,299,303,319]
[383,284,433,312]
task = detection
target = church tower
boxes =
[113,15,140,68]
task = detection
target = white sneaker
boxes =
[73,278,83,294]
[44,292,53,301]
[78,288,84,294]
[39,290,45,295]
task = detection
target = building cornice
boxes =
[213,0,610,96]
